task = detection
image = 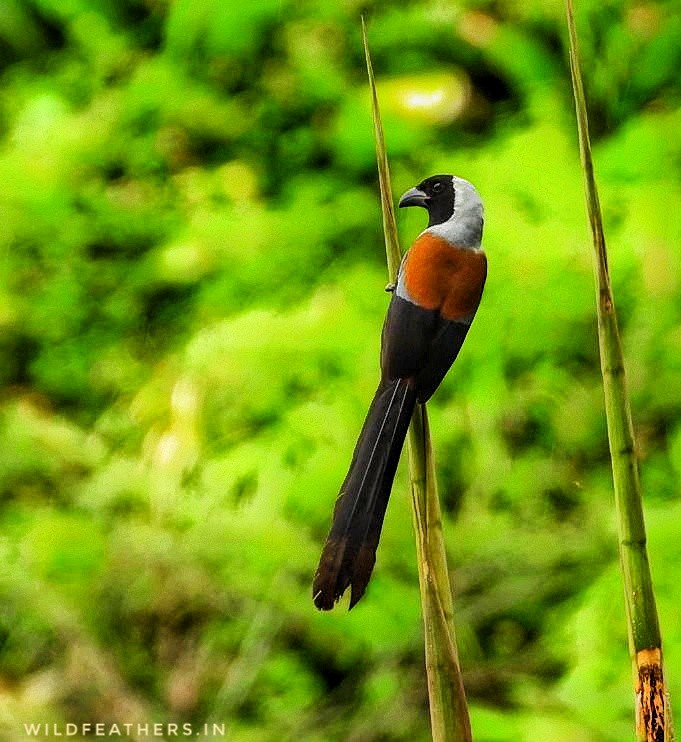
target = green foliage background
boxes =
[0,0,680,740]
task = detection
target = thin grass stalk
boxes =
[565,2,672,740]
[408,406,472,741]
[361,17,401,283]
[362,17,472,741]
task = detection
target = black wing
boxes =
[380,294,473,403]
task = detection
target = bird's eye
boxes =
[432,182,443,194]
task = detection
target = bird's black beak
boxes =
[398,186,429,209]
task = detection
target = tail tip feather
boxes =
[313,540,377,611]
[312,538,349,611]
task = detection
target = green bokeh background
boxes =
[0,1,680,740]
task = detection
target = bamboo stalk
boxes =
[565,3,672,740]
[361,17,401,284]
[408,406,472,741]
[362,17,472,741]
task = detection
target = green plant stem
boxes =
[362,17,471,741]
[408,406,471,741]
[361,17,401,283]
[565,2,671,740]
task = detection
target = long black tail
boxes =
[313,378,417,610]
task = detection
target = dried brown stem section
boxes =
[636,649,666,742]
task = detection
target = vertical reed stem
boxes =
[362,17,471,741]
[565,3,671,739]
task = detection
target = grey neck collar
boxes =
[425,176,484,249]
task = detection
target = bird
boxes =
[312,174,487,611]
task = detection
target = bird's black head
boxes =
[398,174,455,227]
